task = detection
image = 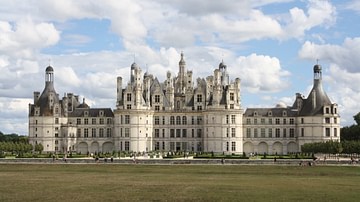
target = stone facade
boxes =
[28,53,340,155]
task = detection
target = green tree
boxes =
[35,143,44,154]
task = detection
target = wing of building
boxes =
[28,54,340,155]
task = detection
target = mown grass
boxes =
[0,164,359,202]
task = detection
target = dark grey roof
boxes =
[244,107,298,117]
[69,108,114,117]
[45,65,54,72]
[35,82,59,116]
[299,79,331,116]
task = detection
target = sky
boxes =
[0,0,360,135]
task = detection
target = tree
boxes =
[341,112,360,141]
[354,112,360,125]
[35,143,44,154]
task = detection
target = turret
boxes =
[117,76,123,106]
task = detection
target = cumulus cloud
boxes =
[234,54,290,93]
[298,37,360,73]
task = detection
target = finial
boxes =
[316,59,319,65]
[48,58,51,66]
[133,53,136,63]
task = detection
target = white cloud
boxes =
[298,37,360,73]
[234,54,290,93]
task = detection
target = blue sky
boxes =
[0,0,360,135]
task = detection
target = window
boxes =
[197,94,202,102]
[154,116,160,125]
[77,129,81,137]
[231,142,236,151]
[84,128,89,138]
[334,118,337,124]
[226,142,229,151]
[92,128,96,137]
[197,105,202,111]
[334,128,337,137]
[162,129,165,138]
[326,107,330,114]
[170,116,175,125]
[182,129,187,138]
[197,116,202,125]
[155,129,160,138]
[268,128,272,138]
[192,129,195,138]
[100,118,104,124]
[261,118,265,124]
[231,115,236,124]
[127,104,131,109]
[162,142,165,150]
[77,119,81,124]
[254,119,257,125]
[182,116,187,125]
[261,128,265,138]
[127,93,131,101]
[275,128,280,138]
[226,115,229,124]
[55,133,58,138]
[254,128,258,138]
[230,104,234,109]
[230,93,234,101]
[246,118,251,124]
[191,116,195,125]
[125,115,130,124]
[155,142,160,150]
[107,128,112,137]
[125,128,130,137]
[125,141,130,151]
[301,118,304,124]
[231,128,236,137]
[84,118,88,125]
[226,128,229,137]
[155,105,160,111]
[170,142,175,151]
[290,128,295,138]
[283,119,286,124]
[326,128,330,137]
[162,117,165,125]
[290,118,294,125]
[301,128,304,137]
[197,129,202,138]
[170,129,175,138]
[325,117,330,124]
[268,118,272,124]
[275,118,280,124]
[155,95,160,103]
[246,128,251,138]
[92,118,96,124]
[176,116,181,125]
[55,118,59,124]
[107,118,112,124]
[283,128,287,138]
[176,129,181,138]
[99,128,104,138]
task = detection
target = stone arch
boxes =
[243,142,254,154]
[273,142,283,155]
[287,142,298,154]
[90,142,100,153]
[77,142,88,154]
[258,142,268,154]
[102,142,114,153]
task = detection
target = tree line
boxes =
[0,131,43,156]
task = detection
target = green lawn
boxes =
[0,164,359,202]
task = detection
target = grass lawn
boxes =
[0,164,359,202]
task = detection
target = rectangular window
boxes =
[261,118,265,124]
[197,129,202,138]
[290,118,294,125]
[99,128,104,138]
[84,118,88,125]
[226,115,229,124]
[125,141,130,151]
[246,128,251,138]
[155,129,160,138]
[246,118,251,124]
[155,95,160,103]
[125,128,130,137]
[231,128,236,137]
[191,116,195,125]
[162,129,165,138]
[162,116,165,125]
[182,116,187,125]
[176,129,181,138]
[275,118,280,124]
[92,118,96,124]
[176,116,181,125]
[170,116,175,125]
[268,128,272,138]
[107,118,112,124]
[326,128,330,137]
[92,128,96,138]
[325,117,330,124]
[230,93,234,101]
[182,129,187,138]
[269,118,272,125]
[261,128,265,138]
[334,118,337,124]
[154,116,160,125]
[170,129,175,138]
[127,93,131,101]
[127,104,131,109]
[226,142,229,151]
[125,115,130,124]
[100,118,104,125]
[84,128,88,138]
[155,105,160,111]
[170,142,175,151]
[254,119,257,125]
[77,118,81,125]
[290,128,295,138]
[155,142,160,150]
[55,118,59,124]
[254,128,258,138]
[192,129,194,138]
[106,128,112,137]
[197,116,202,125]
[283,128,287,138]
[283,119,287,124]
[301,128,304,137]
[77,128,81,138]
[334,128,337,137]
[231,142,236,151]
[197,94,202,102]
[226,128,229,138]
[231,115,236,124]
[275,128,280,138]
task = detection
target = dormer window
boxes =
[100,110,104,117]
[254,111,258,116]
[282,111,287,116]
[84,111,88,117]
[268,111,272,116]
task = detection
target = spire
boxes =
[179,51,186,66]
